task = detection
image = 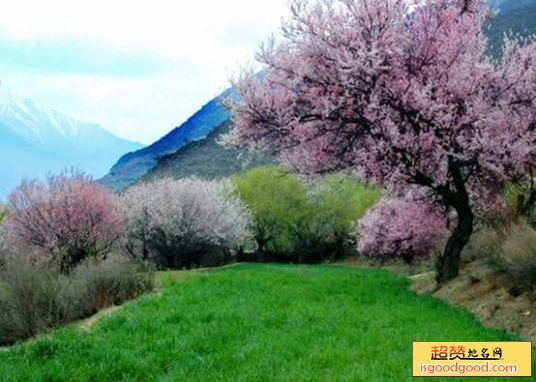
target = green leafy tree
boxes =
[310,174,380,257]
[233,167,379,262]
[311,175,380,240]
[232,166,308,260]
[293,175,379,262]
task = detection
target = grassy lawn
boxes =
[0,264,531,381]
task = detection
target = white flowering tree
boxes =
[120,178,252,269]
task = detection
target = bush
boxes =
[0,257,64,345]
[0,255,154,346]
[357,195,448,264]
[460,220,536,295]
[501,222,536,294]
[504,183,536,226]
[120,177,251,269]
[461,227,505,267]
[68,257,155,319]
[5,170,123,273]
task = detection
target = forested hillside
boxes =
[142,121,272,183]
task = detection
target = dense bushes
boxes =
[232,166,379,263]
[0,255,154,346]
[120,178,251,269]
[462,218,536,295]
[68,257,154,315]
[462,228,504,266]
[4,170,123,273]
[501,223,536,293]
[0,257,62,344]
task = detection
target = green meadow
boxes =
[0,264,530,381]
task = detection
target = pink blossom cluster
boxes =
[5,170,123,271]
[357,195,448,261]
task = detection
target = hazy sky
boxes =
[0,0,290,144]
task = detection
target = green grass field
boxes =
[0,264,531,381]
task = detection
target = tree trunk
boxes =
[400,252,414,265]
[436,203,474,284]
[518,190,536,217]
[256,237,267,262]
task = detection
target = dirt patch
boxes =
[410,260,536,342]
[78,306,121,332]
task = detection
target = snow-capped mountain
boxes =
[0,94,143,197]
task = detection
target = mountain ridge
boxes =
[99,90,231,191]
[141,120,272,183]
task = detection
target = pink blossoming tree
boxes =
[5,171,123,273]
[227,0,536,283]
[357,196,448,264]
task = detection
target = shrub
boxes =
[0,257,63,345]
[120,178,251,269]
[504,183,536,226]
[0,255,153,346]
[357,195,448,264]
[461,227,506,268]
[501,222,536,294]
[67,256,155,319]
[5,170,123,273]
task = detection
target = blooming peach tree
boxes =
[5,171,123,272]
[357,195,448,264]
[227,0,536,282]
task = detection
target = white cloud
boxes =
[0,0,290,143]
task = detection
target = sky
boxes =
[0,0,290,144]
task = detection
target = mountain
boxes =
[487,0,536,57]
[99,90,236,191]
[0,94,143,197]
[141,121,272,183]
